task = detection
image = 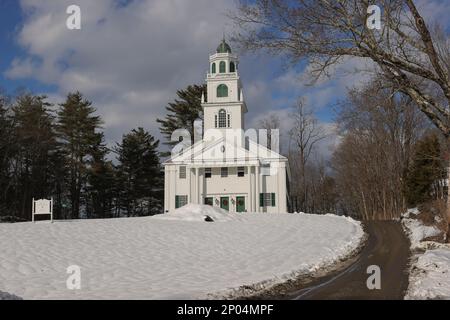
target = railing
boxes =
[210,53,238,60]
[207,72,238,79]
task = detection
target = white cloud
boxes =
[248,106,341,160]
[6,0,236,145]
[6,58,36,79]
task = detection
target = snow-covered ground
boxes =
[0,206,364,300]
[402,208,442,249]
[406,247,450,300]
[402,208,450,300]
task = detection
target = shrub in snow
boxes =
[403,218,442,249]
[401,203,447,248]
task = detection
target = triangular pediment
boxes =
[165,136,286,165]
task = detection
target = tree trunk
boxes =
[447,157,450,223]
[361,190,369,221]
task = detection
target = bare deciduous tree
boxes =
[231,0,450,218]
[289,98,327,212]
[333,80,427,220]
[258,113,281,151]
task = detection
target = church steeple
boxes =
[202,37,248,136]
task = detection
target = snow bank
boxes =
[402,208,450,300]
[155,204,242,222]
[0,213,364,300]
[403,218,442,249]
[406,247,450,300]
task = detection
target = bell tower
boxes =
[202,37,248,137]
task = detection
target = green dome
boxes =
[216,39,232,54]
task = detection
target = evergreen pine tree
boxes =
[115,128,163,216]
[157,84,206,155]
[85,132,116,219]
[11,94,57,219]
[56,92,102,219]
[404,133,446,207]
[0,94,14,217]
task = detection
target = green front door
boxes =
[236,196,245,213]
[220,197,229,211]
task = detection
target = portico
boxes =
[165,162,264,213]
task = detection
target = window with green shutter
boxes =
[219,61,226,73]
[204,197,213,206]
[259,193,276,207]
[221,167,228,177]
[230,61,235,72]
[211,63,216,74]
[217,85,228,98]
[179,166,186,179]
[175,195,187,209]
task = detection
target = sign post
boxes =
[32,198,53,223]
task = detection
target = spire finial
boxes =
[216,32,232,53]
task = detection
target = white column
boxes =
[194,167,198,204]
[278,162,287,213]
[202,169,205,205]
[247,166,252,212]
[166,166,176,212]
[198,168,202,204]
[167,167,172,212]
[164,166,169,212]
[172,167,177,211]
[188,167,192,204]
[253,166,256,211]
[256,165,260,213]
[196,168,200,204]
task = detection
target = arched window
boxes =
[211,63,216,74]
[217,84,228,98]
[219,61,226,73]
[218,109,227,128]
[230,61,235,73]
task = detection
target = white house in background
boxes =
[163,39,290,213]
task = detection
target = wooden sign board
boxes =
[32,198,53,223]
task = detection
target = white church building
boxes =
[163,39,290,213]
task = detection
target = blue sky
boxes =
[0,1,24,92]
[0,1,53,93]
[1,0,447,158]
